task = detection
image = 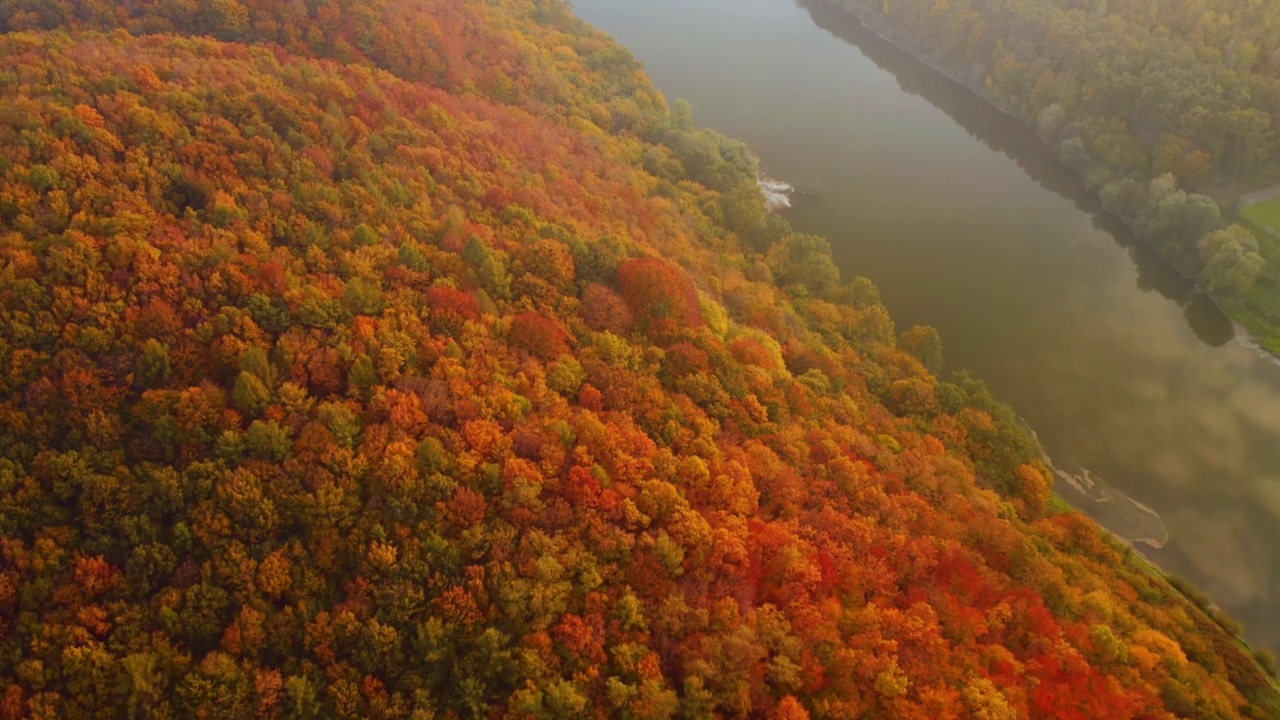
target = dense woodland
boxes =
[830,0,1280,351]
[0,0,1277,717]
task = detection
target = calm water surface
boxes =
[574,0,1280,653]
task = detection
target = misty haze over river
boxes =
[574,0,1280,655]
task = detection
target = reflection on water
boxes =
[1020,420,1173,549]
[573,0,1280,655]
[1055,467,1171,549]
[1183,295,1235,347]
[795,0,1235,346]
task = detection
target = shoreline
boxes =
[822,4,1280,666]
[824,0,1280,363]
[826,5,1280,676]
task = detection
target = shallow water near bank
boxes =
[574,0,1280,654]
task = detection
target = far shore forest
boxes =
[830,0,1280,354]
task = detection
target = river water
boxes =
[573,0,1280,653]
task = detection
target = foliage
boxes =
[1199,225,1266,296]
[0,1,1274,718]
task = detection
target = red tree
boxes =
[616,258,702,335]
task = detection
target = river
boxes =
[573,0,1280,654]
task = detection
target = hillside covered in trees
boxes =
[0,0,1277,717]
[824,0,1280,354]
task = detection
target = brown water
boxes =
[573,0,1280,653]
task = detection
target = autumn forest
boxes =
[0,0,1277,718]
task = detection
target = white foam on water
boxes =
[758,177,795,211]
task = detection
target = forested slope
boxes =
[0,0,1276,718]
[825,0,1280,353]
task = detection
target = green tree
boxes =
[1199,225,1266,296]
[899,325,944,374]
[767,234,841,298]
[231,371,271,415]
[463,236,513,300]
[135,339,172,390]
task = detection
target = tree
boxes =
[510,311,571,359]
[899,325,944,375]
[463,237,513,300]
[581,283,634,335]
[135,339,172,390]
[518,239,576,293]
[232,372,272,415]
[767,234,841,298]
[1199,225,1266,296]
[616,258,702,334]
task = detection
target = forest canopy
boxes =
[0,0,1277,718]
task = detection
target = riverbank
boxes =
[1042,483,1280,707]
[822,0,1280,360]
[1026,420,1279,688]
[811,0,1280,693]
[577,0,1280,665]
